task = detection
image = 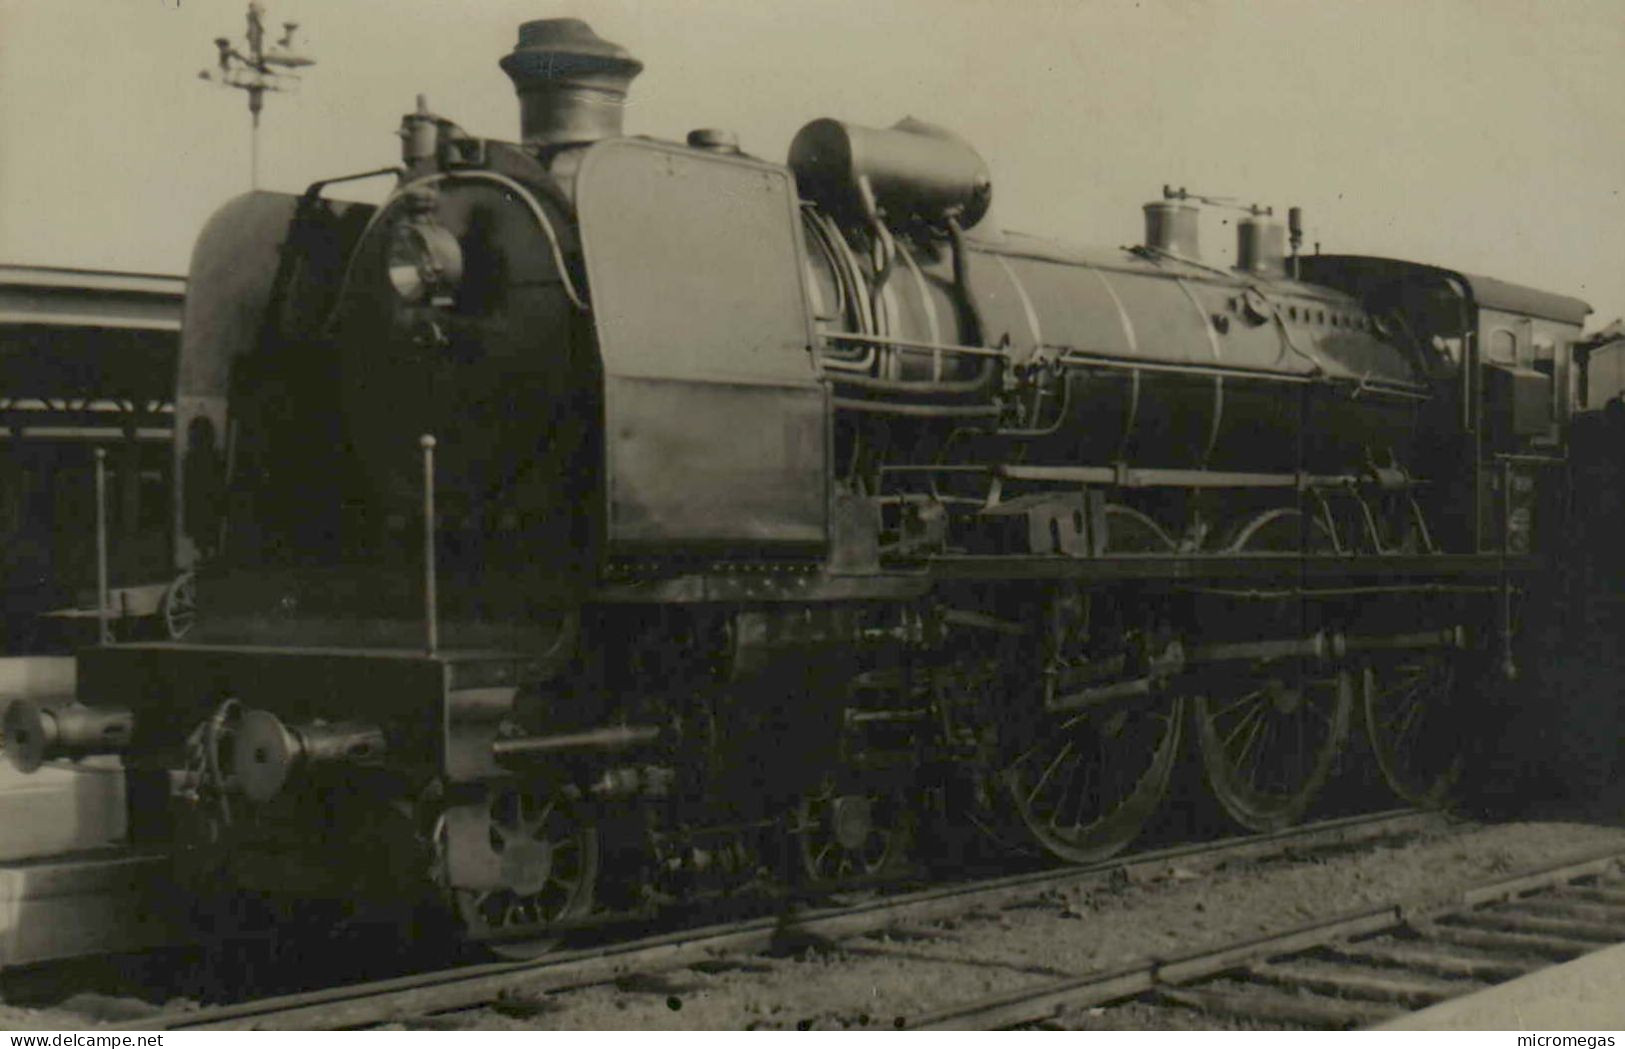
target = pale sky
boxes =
[2,0,1621,329]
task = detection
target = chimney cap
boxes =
[499,18,643,82]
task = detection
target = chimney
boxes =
[499,18,642,153]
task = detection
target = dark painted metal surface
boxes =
[576,137,827,549]
[921,552,1538,584]
[24,10,1597,948]
[1303,255,1591,326]
[78,641,541,782]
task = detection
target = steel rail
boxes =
[128,808,1443,1031]
[905,847,1625,1030]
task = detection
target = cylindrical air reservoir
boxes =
[1236,214,1288,277]
[788,117,992,229]
[1143,201,1201,259]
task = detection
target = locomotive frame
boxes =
[1,16,1596,952]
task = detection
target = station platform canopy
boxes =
[0,264,184,442]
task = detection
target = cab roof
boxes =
[1302,255,1591,326]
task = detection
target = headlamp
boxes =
[386,188,463,307]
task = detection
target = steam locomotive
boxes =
[4,17,1595,950]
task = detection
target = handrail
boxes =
[820,330,1008,360]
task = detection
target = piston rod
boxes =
[1046,627,1468,714]
[1045,642,1186,714]
[1186,632,1333,664]
[491,724,661,761]
[1340,626,1466,653]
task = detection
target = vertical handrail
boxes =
[94,448,110,646]
[421,434,439,655]
[1499,456,1516,681]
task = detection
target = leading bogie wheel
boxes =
[163,570,198,640]
[433,787,599,959]
[795,781,913,888]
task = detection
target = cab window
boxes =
[1487,329,1517,365]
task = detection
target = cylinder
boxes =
[498,18,643,152]
[1237,215,1287,277]
[3,701,134,773]
[788,117,992,229]
[1142,201,1201,259]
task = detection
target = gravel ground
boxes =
[0,992,172,1030]
[423,818,1625,1031]
[3,818,1624,1030]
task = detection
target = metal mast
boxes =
[198,2,315,189]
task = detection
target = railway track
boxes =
[909,848,1625,1029]
[126,808,1444,1030]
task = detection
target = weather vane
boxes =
[198,2,315,188]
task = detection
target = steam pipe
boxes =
[831,398,1001,419]
[856,176,896,341]
[421,434,438,655]
[945,214,985,349]
[830,366,998,399]
[94,449,109,646]
[824,211,1001,401]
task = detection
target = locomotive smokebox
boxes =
[789,117,992,229]
[499,18,643,152]
[1143,200,1201,259]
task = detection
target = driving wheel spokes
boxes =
[435,787,599,959]
[796,781,912,888]
[996,506,1185,864]
[1005,695,1184,863]
[1193,659,1352,832]
[1364,654,1464,808]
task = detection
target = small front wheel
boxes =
[795,780,913,889]
[163,570,198,640]
[432,787,599,959]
